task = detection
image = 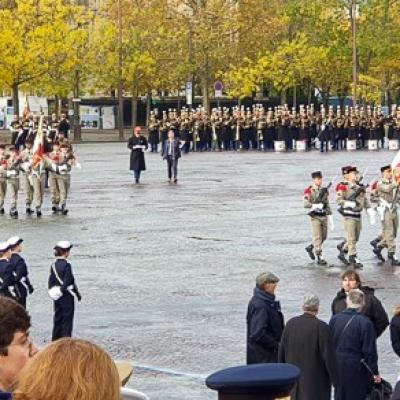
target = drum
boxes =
[347,139,357,151]
[389,139,399,151]
[368,140,378,151]
[296,140,307,152]
[274,140,286,152]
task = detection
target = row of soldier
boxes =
[304,164,400,269]
[0,128,77,218]
[147,104,400,153]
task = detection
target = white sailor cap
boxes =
[54,241,73,250]
[7,236,23,247]
[0,242,10,252]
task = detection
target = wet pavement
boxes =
[2,144,400,399]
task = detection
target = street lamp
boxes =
[117,0,124,139]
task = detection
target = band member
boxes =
[128,126,148,184]
[148,112,159,153]
[161,130,181,184]
[303,171,333,265]
[0,145,7,215]
[7,237,34,308]
[373,165,400,265]
[5,146,21,219]
[0,241,17,300]
[49,241,81,341]
[336,166,375,268]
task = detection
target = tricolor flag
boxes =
[32,115,44,167]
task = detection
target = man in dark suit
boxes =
[246,271,284,364]
[161,130,182,184]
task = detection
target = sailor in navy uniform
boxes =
[206,363,300,400]
[7,237,34,309]
[49,241,81,341]
[0,242,17,300]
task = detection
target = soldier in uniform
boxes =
[19,140,34,215]
[7,237,34,308]
[0,241,17,300]
[47,142,61,213]
[5,146,21,219]
[49,241,81,341]
[373,165,400,265]
[317,105,329,152]
[147,112,160,153]
[0,145,7,215]
[264,108,275,151]
[9,115,21,147]
[222,109,232,151]
[304,171,333,265]
[336,166,375,268]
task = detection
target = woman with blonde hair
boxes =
[14,338,120,400]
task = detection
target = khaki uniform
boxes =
[48,150,61,206]
[0,156,7,210]
[337,182,371,256]
[304,184,331,254]
[5,155,20,210]
[31,167,46,208]
[49,152,72,208]
[20,148,34,207]
[375,179,399,253]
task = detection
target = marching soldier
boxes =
[303,171,333,265]
[373,165,400,265]
[336,166,375,268]
[19,141,35,215]
[7,237,34,308]
[47,142,62,213]
[0,145,7,215]
[5,146,21,219]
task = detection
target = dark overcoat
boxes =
[278,313,338,400]
[128,135,148,171]
[329,309,378,400]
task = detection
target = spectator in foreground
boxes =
[0,297,36,397]
[330,289,380,400]
[390,306,400,358]
[14,338,120,400]
[246,271,284,364]
[278,293,337,400]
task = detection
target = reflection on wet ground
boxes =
[2,144,400,399]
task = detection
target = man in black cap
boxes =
[246,272,284,364]
[303,171,333,265]
[7,237,34,309]
[372,165,400,265]
[0,242,17,300]
[336,166,375,268]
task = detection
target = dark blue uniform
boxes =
[48,259,81,341]
[0,259,17,299]
[9,253,33,308]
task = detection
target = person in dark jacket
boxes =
[279,294,337,400]
[0,242,17,300]
[161,130,182,184]
[331,270,389,338]
[390,306,400,358]
[246,271,284,364]
[49,241,81,341]
[128,127,148,184]
[58,114,70,138]
[330,289,381,400]
[7,237,34,309]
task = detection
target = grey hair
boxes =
[346,289,365,309]
[303,293,320,312]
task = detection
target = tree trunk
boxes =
[131,83,138,129]
[293,85,297,109]
[146,88,151,127]
[55,95,59,118]
[280,88,287,105]
[12,83,19,117]
[73,69,82,142]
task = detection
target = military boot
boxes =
[61,204,68,215]
[0,208,4,215]
[52,204,59,213]
[373,246,385,262]
[305,244,315,261]
[10,208,18,219]
[370,238,380,249]
[388,253,400,266]
[316,253,327,266]
[26,206,33,215]
[349,255,363,269]
[36,207,42,218]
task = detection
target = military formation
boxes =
[0,114,77,218]
[304,164,400,269]
[147,104,400,153]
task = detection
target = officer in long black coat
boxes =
[0,242,17,300]
[128,127,148,184]
[246,272,284,364]
[7,237,34,309]
[329,289,380,400]
[49,241,81,341]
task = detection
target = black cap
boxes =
[341,165,352,175]
[0,144,5,150]
[311,171,322,179]
[381,165,391,173]
[347,166,358,173]
[206,364,301,400]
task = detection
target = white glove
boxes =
[311,203,324,211]
[328,215,335,231]
[367,208,376,225]
[75,162,82,170]
[6,170,16,178]
[344,201,356,208]
[58,165,68,172]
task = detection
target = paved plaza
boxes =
[2,144,400,399]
